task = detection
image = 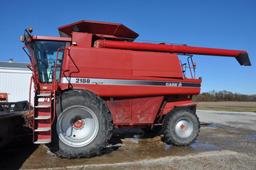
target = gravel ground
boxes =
[0,110,256,170]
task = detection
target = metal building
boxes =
[0,61,33,103]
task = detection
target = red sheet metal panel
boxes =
[106,96,163,125]
[62,47,183,80]
[59,46,200,97]
[161,100,195,115]
[131,96,163,124]
[106,99,132,125]
[58,20,138,40]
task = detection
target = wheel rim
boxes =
[174,119,194,138]
[57,105,99,148]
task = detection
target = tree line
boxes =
[193,90,256,101]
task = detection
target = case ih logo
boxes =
[165,82,182,87]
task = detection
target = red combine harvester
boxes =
[20,20,251,158]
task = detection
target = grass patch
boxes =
[196,102,256,112]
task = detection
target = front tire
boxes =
[49,90,113,158]
[162,108,200,146]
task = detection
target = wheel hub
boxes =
[175,119,193,138]
[180,124,186,129]
[73,119,85,129]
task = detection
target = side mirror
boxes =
[20,35,25,42]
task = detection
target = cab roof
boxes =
[58,20,139,41]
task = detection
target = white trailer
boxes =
[0,61,33,103]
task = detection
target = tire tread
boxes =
[49,90,113,158]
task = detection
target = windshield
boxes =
[31,41,68,83]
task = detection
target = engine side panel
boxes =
[62,47,183,80]
[59,47,201,97]
[105,96,163,125]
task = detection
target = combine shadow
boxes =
[104,127,161,154]
[0,128,38,170]
[113,127,161,139]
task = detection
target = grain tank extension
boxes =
[20,20,251,158]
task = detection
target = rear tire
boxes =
[49,90,113,158]
[162,108,200,146]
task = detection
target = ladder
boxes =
[33,92,53,144]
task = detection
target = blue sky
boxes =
[0,0,255,94]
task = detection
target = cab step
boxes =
[34,139,51,144]
[34,116,51,120]
[35,104,51,108]
[37,93,52,97]
[35,127,51,132]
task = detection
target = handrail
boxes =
[67,47,80,75]
[27,75,33,128]
[52,48,64,90]
[186,55,196,78]
[29,76,33,113]
[51,48,64,125]
[62,48,80,88]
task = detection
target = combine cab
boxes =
[20,20,251,158]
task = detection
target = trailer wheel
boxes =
[49,90,113,158]
[162,108,199,146]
